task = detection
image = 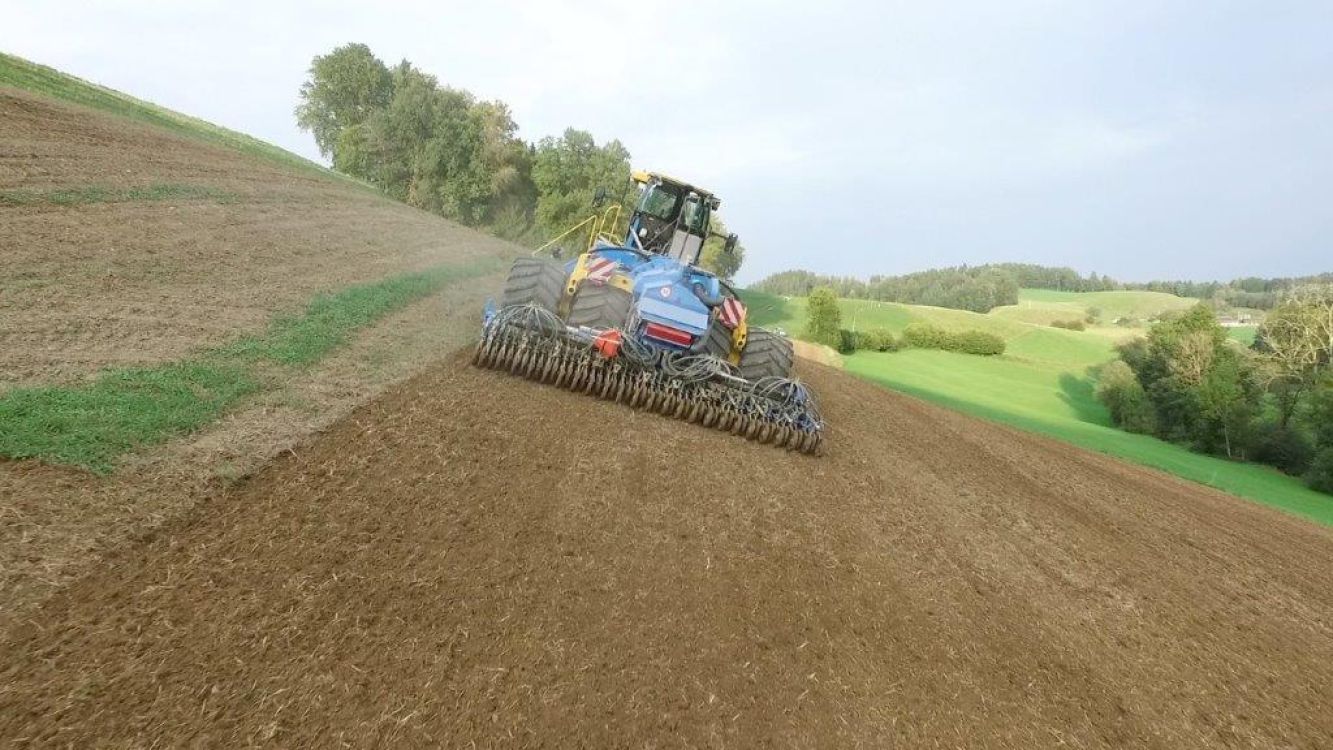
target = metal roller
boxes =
[472,307,824,455]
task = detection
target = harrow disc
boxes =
[472,311,824,455]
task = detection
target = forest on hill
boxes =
[752,265,1333,313]
[294,43,742,278]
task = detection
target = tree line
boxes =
[294,43,742,278]
[1097,285,1333,493]
[752,267,1020,313]
[1121,274,1333,311]
[752,264,1333,313]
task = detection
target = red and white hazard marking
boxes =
[586,257,616,285]
[719,297,747,329]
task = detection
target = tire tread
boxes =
[738,327,795,380]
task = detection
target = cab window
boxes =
[681,197,709,234]
[638,184,681,220]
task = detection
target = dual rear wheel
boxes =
[501,257,632,329]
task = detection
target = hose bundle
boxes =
[475,305,824,453]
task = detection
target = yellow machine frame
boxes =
[534,204,624,258]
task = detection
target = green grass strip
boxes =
[0,183,235,207]
[223,263,495,366]
[0,363,258,473]
[0,259,500,473]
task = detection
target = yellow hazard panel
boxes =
[567,252,631,302]
[729,318,747,365]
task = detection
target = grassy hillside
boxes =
[1000,288,1196,321]
[989,289,1198,342]
[0,52,335,178]
[743,289,1116,368]
[744,288,1332,525]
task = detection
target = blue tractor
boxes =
[474,171,823,452]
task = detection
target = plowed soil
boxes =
[1,85,514,626]
[0,87,516,388]
[3,356,1331,748]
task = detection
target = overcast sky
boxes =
[5,1,1330,284]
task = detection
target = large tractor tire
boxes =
[501,257,567,312]
[704,315,735,361]
[567,282,632,329]
[738,327,795,381]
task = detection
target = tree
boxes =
[1110,304,1267,458]
[1255,284,1333,425]
[1096,360,1156,434]
[294,43,747,254]
[532,129,631,237]
[472,100,537,232]
[1306,448,1333,493]
[1146,375,1201,443]
[1196,348,1256,458]
[295,44,393,158]
[1309,375,1333,450]
[1252,426,1314,475]
[804,287,842,348]
[319,60,521,226]
[1148,304,1226,387]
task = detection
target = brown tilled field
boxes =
[0,87,513,622]
[3,83,1333,748]
[0,87,517,388]
[3,357,1333,747]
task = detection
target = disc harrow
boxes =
[472,305,824,453]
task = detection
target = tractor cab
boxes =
[625,171,734,265]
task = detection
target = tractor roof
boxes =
[632,169,719,203]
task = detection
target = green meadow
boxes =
[742,288,1333,526]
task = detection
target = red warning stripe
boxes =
[719,297,746,329]
[586,258,616,285]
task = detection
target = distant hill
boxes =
[752,263,1332,314]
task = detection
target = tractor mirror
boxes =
[724,234,738,254]
[592,187,607,207]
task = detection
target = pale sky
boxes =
[4,1,1330,284]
